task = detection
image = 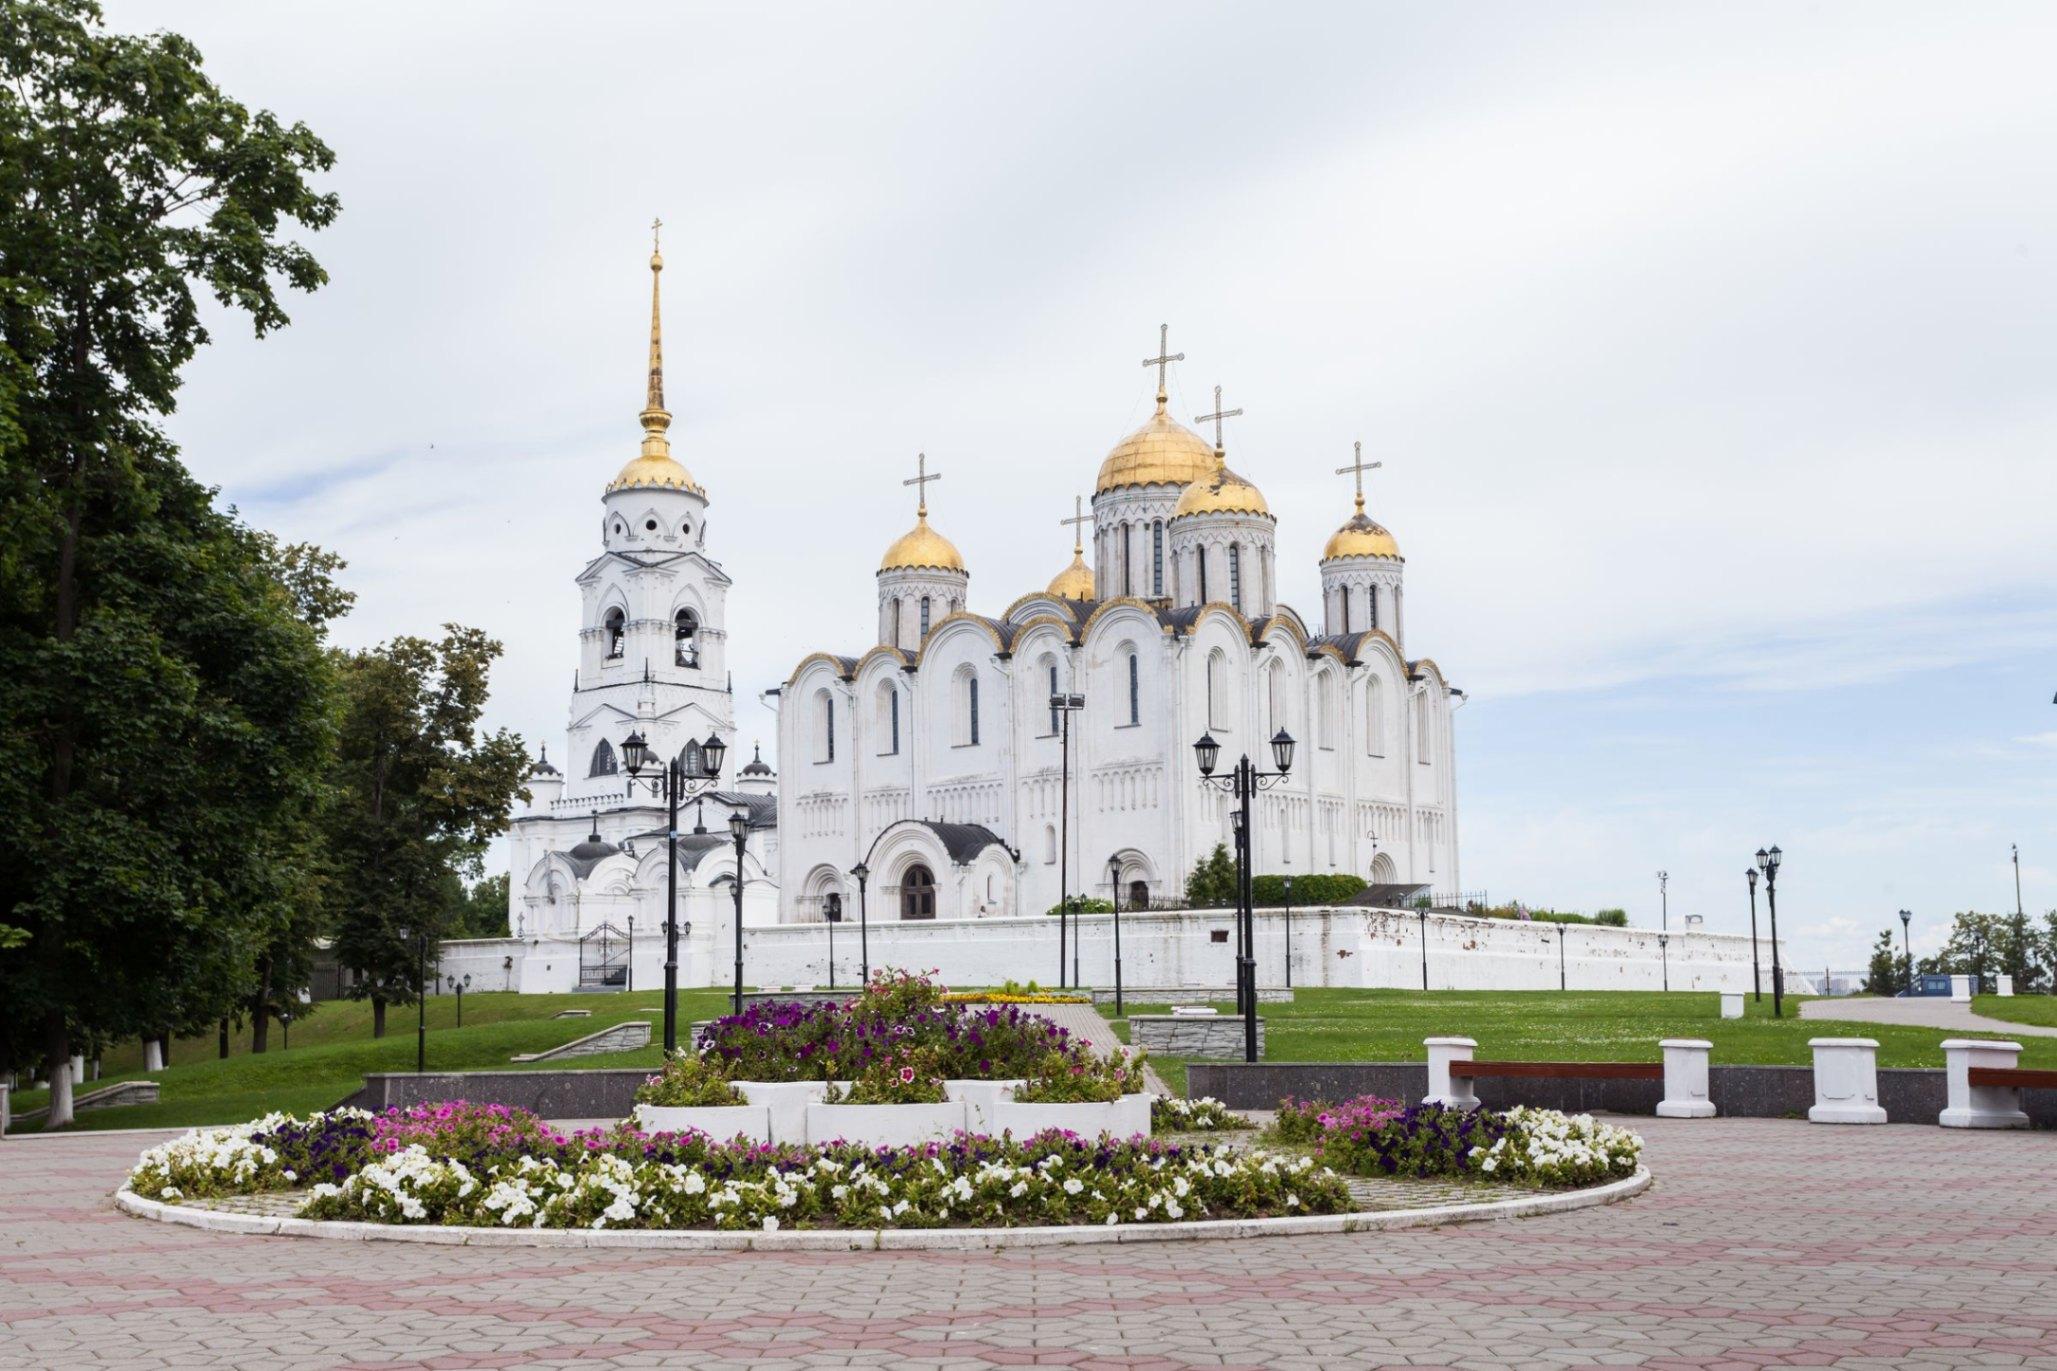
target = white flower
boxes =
[763,1216,780,1231]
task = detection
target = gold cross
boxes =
[651,216,662,250]
[1195,385,1243,453]
[903,451,941,516]
[1335,440,1382,513]
[1142,323,1184,399]
[1059,494,1092,554]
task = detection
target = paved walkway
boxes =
[5,1118,2056,1368]
[1799,995,2057,1038]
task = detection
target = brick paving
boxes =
[4,1118,2056,1369]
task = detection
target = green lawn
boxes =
[1972,994,2057,1028]
[6,989,732,1133]
[1104,989,2057,1095]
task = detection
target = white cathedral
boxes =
[777,336,1462,927]
[502,235,781,991]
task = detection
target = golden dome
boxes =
[1323,513,1402,561]
[1047,551,1094,599]
[879,512,966,574]
[1095,396,1220,495]
[607,223,706,497]
[1172,456,1271,520]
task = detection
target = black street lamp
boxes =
[624,915,634,994]
[415,921,428,1073]
[1898,908,1913,994]
[280,1005,293,1052]
[1656,869,1670,992]
[1106,854,1125,1016]
[1192,727,1295,1063]
[728,807,750,1015]
[622,727,727,1052]
[1745,866,1762,1001]
[1658,931,1670,993]
[850,862,871,988]
[1755,845,1785,1017]
[444,973,471,1027]
[1281,873,1294,990]
[1558,922,1567,991]
[1052,692,1086,987]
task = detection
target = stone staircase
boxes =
[510,1020,652,1063]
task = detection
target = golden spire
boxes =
[1142,322,1184,414]
[639,217,670,460]
[1047,494,1096,598]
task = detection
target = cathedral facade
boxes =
[503,237,779,990]
[777,343,1460,927]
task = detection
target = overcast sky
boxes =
[111,1,2056,972]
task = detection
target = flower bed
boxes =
[124,1105,1353,1233]
[1153,1096,1251,1132]
[1272,1096,1642,1189]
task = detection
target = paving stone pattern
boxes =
[5,1118,2057,1368]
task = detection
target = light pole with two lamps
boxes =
[1192,727,1296,1064]
[1052,691,1085,987]
[1754,845,1784,1017]
[620,727,727,1053]
[726,806,750,1015]
[444,973,471,1027]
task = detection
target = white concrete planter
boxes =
[947,1079,1025,1134]
[1719,992,1744,1020]
[1655,1039,1715,1118]
[1807,1038,1886,1124]
[805,1100,968,1147]
[736,1081,829,1145]
[1996,975,2015,997]
[1949,975,1973,1004]
[990,1092,1152,1140]
[1939,1039,2029,1129]
[632,1103,770,1143]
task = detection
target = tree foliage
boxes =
[1863,927,1906,996]
[0,0,337,1104]
[322,628,528,1035]
[1184,843,1238,909]
[1914,910,2056,994]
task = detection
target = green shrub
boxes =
[1254,873,1365,907]
[634,1052,746,1108]
[1043,898,1114,916]
[1594,908,1629,927]
[1184,844,1238,908]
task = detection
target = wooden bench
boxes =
[1967,1066,2057,1090]
[1425,1036,1712,1116]
[1452,1060,1662,1082]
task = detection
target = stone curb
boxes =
[112,1167,1650,1251]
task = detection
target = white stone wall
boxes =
[458,906,1766,995]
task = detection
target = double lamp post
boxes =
[620,727,730,1051]
[1193,727,1296,1065]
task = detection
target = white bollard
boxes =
[1808,1038,1887,1124]
[142,1039,165,1073]
[1939,1039,2029,1129]
[1949,975,1973,1004]
[1720,992,1744,1020]
[1995,975,2014,998]
[1423,1037,1479,1109]
[1657,1039,1716,1118]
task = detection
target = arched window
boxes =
[1365,677,1384,756]
[603,606,625,659]
[1043,824,1057,864]
[679,739,705,778]
[1415,690,1431,765]
[813,689,835,763]
[1205,649,1228,730]
[875,683,899,755]
[1228,544,1243,613]
[1127,652,1140,725]
[919,597,932,638]
[891,599,903,647]
[1197,547,1209,603]
[589,738,618,776]
[674,608,699,667]
[1120,521,1132,596]
[1339,586,1351,634]
[1151,521,1165,596]
[900,864,937,920]
[953,667,980,746]
[1367,584,1379,632]
[1046,658,1059,735]
[969,675,980,746]
[1267,661,1285,737]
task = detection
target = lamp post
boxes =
[280,1006,292,1052]
[850,862,871,988]
[415,921,427,1073]
[1418,903,1429,990]
[625,915,634,993]
[1755,845,1784,1018]
[1281,873,1294,990]
[1193,728,1296,1064]
[824,893,841,989]
[2012,843,2027,990]
[1656,869,1670,992]
[1745,867,1762,1002]
[621,727,727,1053]
[1558,922,1567,991]
[1658,932,1670,993]
[1899,909,1913,994]
[1107,854,1125,1016]
[1052,691,1085,987]
[728,807,749,1016]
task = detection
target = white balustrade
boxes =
[1808,1038,1886,1124]
[1423,1036,1478,1109]
[1938,1039,2029,1129]
[1656,1039,1715,1118]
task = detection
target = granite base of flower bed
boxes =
[805,1100,967,1147]
[114,1167,1650,1250]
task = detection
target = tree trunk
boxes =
[251,1010,270,1054]
[219,1019,230,1060]
[44,1014,74,1130]
[158,1034,170,1068]
[371,997,386,1039]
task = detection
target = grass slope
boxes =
[7,990,731,1132]
[1970,994,2057,1029]
[1105,988,2057,1095]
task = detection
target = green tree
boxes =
[446,872,511,939]
[1184,843,1238,908]
[323,628,528,1037]
[0,0,336,1121]
[1915,910,2050,993]
[1862,928,1903,995]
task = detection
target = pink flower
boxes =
[899,1066,916,1085]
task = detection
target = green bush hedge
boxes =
[1253,873,1366,907]
[1044,897,1114,916]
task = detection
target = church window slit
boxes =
[1367,585,1379,631]
[920,597,931,638]
[889,689,900,754]
[1197,547,1208,603]
[1127,652,1139,725]
[969,675,980,746]
[1047,661,1059,734]
[1151,521,1164,597]
[1340,587,1351,634]
[1228,544,1242,612]
[1120,522,1132,596]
